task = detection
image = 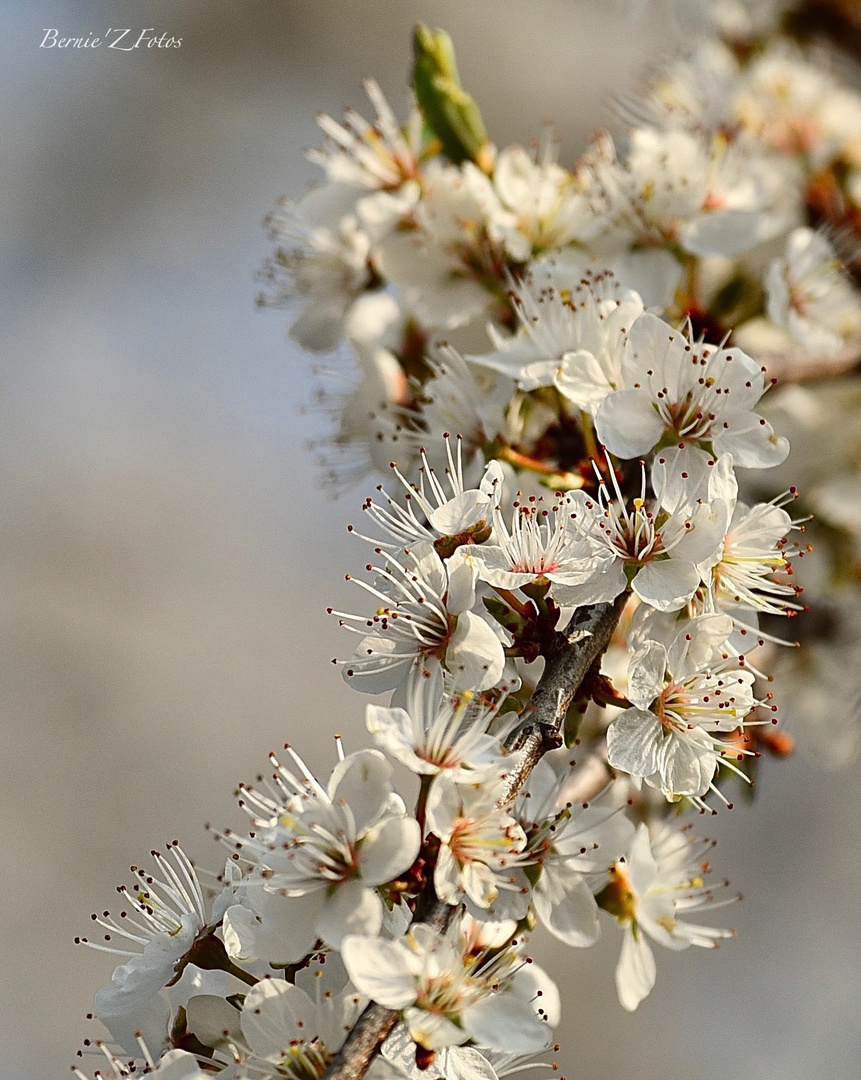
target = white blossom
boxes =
[766,228,861,360]
[236,976,364,1080]
[426,775,527,908]
[358,437,502,553]
[579,126,797,260]
[468,259,643,413]
[595,311,789,476]
[505,748,634,944]
[220,748,420,959]
[308,79,422,192]
[560,460,725,612]
[262,197,372,352]
[341,921,556,1052]
[467,489,614,598]
[336,542,505,693]
[606,614,759,802]
[366,665,513,780]
[492,138,591,254]
[599,822,734,1010]
[77,844,226,1056]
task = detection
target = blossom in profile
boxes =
[366,664,513,781]
[75,844,233,1056]
[308,78,422,192]
[693,452,802,628]
[261,201,373,353]
[598,822,734,1011]
[507,748,635,944]
[359,436,502,554]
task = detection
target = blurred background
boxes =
[2,2,859,1077]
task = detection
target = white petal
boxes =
[554,349,615,411]
[345,635,417,694]
[437,1047,498,1080]
[632,559,699,612]
[463,996,551,1052]
[682,208,769,258]
[430,491,491,536]
[625,823,659,897]
[460,859,499,909]
[433,843,464,906]
[96,993,171,1059]
[405,1006,468,1050]
[360,816,422,885]
[666,613,732,680]
[663,496,728,568]
[606,709,664,779]
[143,1049,210,1080]
[616,928,657,1011]
[185,994,242,1049]
[534,874,600,948]
[446,611,505,691]
[595,389,665,459]
[551,561,627,607]
[469,546,536,589]
[241,981,318,1058]
[621,311,687,387]
[713,412,790,469]
[610,248,682,310]
[626,640,667,709]
[426,774,463,838]
[658,731,717,798]
[341,936,418,1009]
[330,750,393,834]
[230,886,324,965]
[511,961,561,1026]
[317,881,383,949]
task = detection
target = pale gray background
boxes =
[2,2,859,1078]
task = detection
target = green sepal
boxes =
[483,595,514,625]
[562,702,587,747]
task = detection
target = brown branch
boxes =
[513,592,629,734]
[321,592,628,1080]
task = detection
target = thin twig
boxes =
[321,593,628,1080]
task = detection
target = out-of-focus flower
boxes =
[766,227,861,360]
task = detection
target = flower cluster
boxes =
[75,3,861,1078]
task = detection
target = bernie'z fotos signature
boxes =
[40,28,182,50]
